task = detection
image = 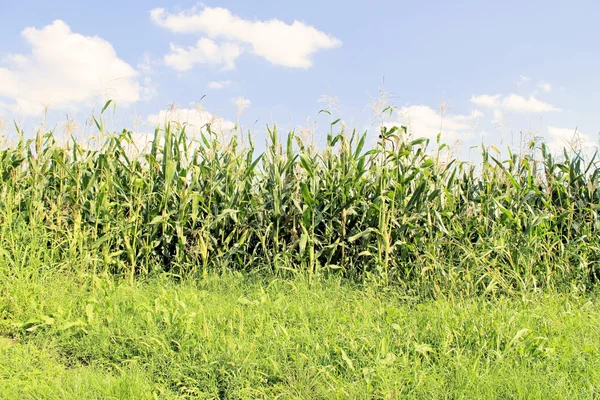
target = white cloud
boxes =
[471,93,560,113]
[151,6,341,69]
[385,105,483,142]
[0,20,145,116]
[471,94,501,108]
[208,80,232,89]
[164,38,242,71]
[147,106,235,134]
[502,94,560,113]
[546,126,598,155]
[538,81,552,93]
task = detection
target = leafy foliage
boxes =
[1,110,599,294]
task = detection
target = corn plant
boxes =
[0,104,599,294]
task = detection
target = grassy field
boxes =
[1,271,599,399]
[1,109,600,398]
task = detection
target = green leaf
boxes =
[421,159,434,168]
[238,296,258,306]
[414,343,433,357]
[59,320,87,331]
[299,233,308,255]
[340,349,355,371]
[410,138,428,146]
[354,132,367,159]
[299,153,314,177]
[300,182,314,206]
[149,214,169,225]
[101,99,113,114]
[348,228,378,243]
[85,304,94,323]
[92,116,102,132]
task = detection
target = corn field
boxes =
[1,108,599,294]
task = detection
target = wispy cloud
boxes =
[208,80,232,89]
[515,75,532,88]
[471,93,560,113]
[538,81,552,93]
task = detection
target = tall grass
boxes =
[1,105,599,294]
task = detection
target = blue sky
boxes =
[1,0,599,155]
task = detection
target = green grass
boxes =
[1,271,599,399]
